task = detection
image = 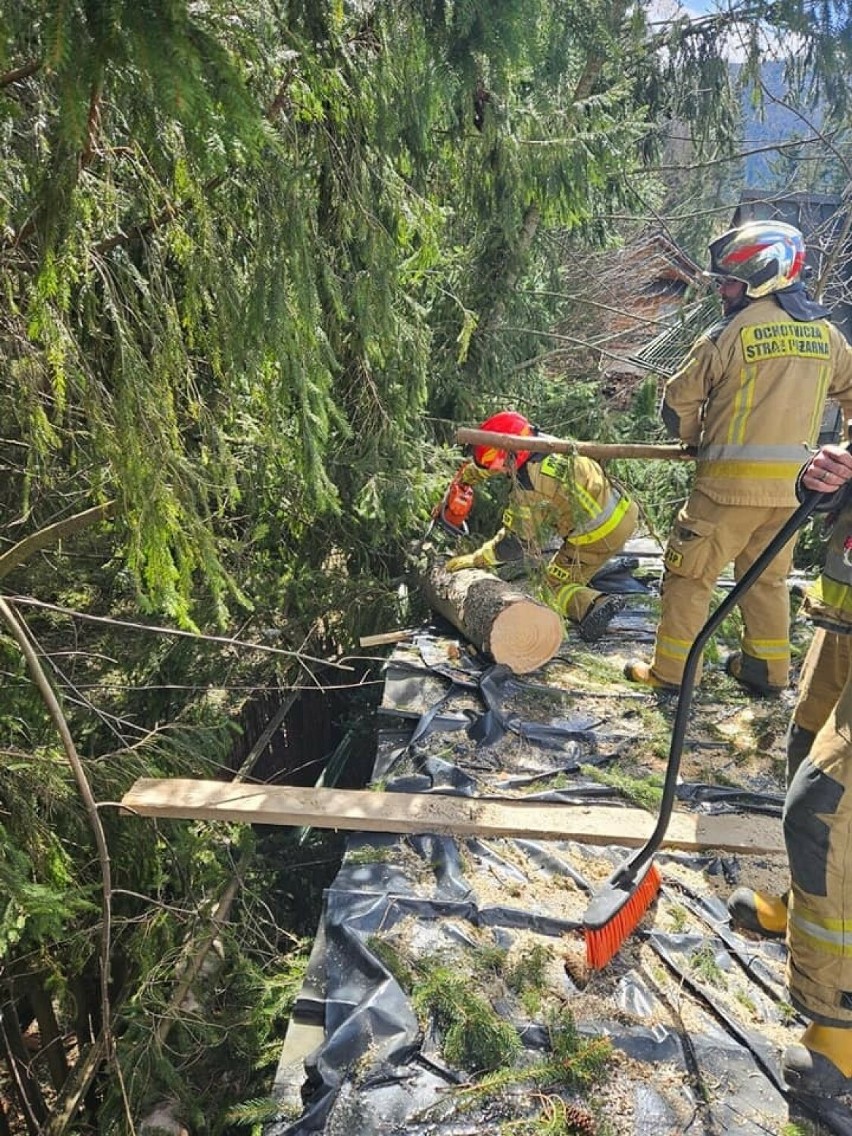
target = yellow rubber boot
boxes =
[726,887,787,938]
[802,1025,852,1078]
[783,1025,852,1094]
[623,661,679,692]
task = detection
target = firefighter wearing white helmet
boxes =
[707,219,807,297]
[444,410,639,642]
[625,219,852,694]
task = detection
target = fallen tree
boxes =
[414,558,563,673]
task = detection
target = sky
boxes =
[649,0,719,14]
[646,0,754,60]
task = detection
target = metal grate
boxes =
[626,295,720,377]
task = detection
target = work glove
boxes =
[458,461,493,486]
[445,546,497,572]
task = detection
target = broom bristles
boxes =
[583,861,662,970]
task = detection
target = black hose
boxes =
[609,488,827,891]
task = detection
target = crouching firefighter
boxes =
[443,410,639,642]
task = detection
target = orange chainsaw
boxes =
[428,463,475,537]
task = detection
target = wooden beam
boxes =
[121,779,784,855]
[359,629,415,647]
[456,427,693,463]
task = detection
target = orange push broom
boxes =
[583,487,830,969]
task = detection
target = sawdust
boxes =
[541,648,793,790]
[589,1054,697,1135]
[464,837,592,921]
[661,850,789,908]
[301,566,828,1134]
[632,928,799,1052]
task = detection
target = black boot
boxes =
[577,595,625,643]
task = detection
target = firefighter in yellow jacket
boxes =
[625,220,852,693]
[727,626,852,940]
[738,442,852,1096]
[444,410,638,642]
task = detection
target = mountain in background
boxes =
[738,60,827,188]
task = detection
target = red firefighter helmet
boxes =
[472,410,534,471]
[707,221,806,298]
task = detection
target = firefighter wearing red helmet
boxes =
[625,219,852,694]
[444,410,639,642]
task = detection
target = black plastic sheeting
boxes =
[268,608,852,1136]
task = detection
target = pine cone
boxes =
[564,1101,597,1135]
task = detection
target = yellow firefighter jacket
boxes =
[801,486,852,634]
[503,451,631,546]
[661,296,852,506]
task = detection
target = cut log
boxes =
[121,779,785,855]
[416,559,563,673]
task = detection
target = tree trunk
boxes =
[0,996,47,1135]
[416,560,563,673]
[25,976,69,1092]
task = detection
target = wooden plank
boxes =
[121,778,784,855]
[359,629,414,647]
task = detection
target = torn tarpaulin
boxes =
[268,622,851,1136]
[377,643,625,774]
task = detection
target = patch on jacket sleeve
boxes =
[540,454,574,480]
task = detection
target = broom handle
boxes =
[455,428,694,463]
[611,487,830,889]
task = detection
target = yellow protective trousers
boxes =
[750,631,852,921]
[648,489,798,687]
[795,629,852,734]
[784,646,852,1026]
[788,629,852,781]
[545,498,639,622]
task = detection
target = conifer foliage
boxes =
[1,1,851,1131]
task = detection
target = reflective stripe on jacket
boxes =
[662,296,852,506]
[503,452,631,546]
